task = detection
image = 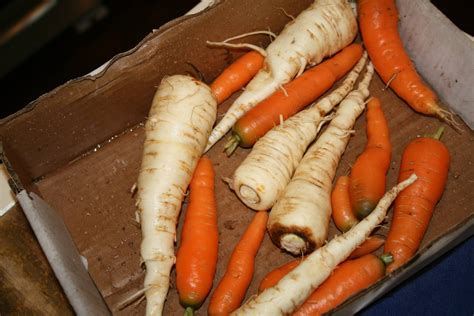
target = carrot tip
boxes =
[436,107,463,134]
[379,253,393,266]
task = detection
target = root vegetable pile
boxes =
[231,51,368,211]
[205,0,358,151]
[136,75,217,315]
[267,62,374,255]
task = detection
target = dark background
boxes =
[0,0,472,119]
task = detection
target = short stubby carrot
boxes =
[210,51,264,104]
[349,97,391,219]
[332,175,359,232]
[225,43,363,154]
[384,127,450,273]
[358,0,459,128]
[208,211,268,316]
[293,254,392,316]
[175,156,218,314]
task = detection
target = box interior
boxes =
[1,0,473,315]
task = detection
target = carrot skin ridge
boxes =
[176,156,219,310]
[349,97,392,220]
[384,131,450,273]
[208,211,269,315]
[210,51,264,104]
[332,175,359,232]
[231,43,364,148]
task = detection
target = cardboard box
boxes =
[1,0,473,315]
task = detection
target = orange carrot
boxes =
[358,0,459,128]
[384,127,450,273]
[348,236,385,259]
[208,211,268,315]
[331,175,359,232]
[257,259,302,293]
[175,156,218,315]
[258,236,385,293]
[210,51,264,104]
[349,97,392,219]
[225,43,364,154]
[293,254,392,315]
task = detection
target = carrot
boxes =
[136,75,217,316]
[258,236,385,293]
[293,254,392,316]
[208,211,268,316]
[384,127,450,273]
[231,52,368,211]
[331,175,359,232]
[267,63,374,255]
[348,235,385,259]
[175,156,218,315]
[210,51,264,104]
[224,43,363,154]
[232,174,417,315]
[358,0,459,129]
[349,97,392,219]
[204,0,357,151]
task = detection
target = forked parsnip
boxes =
[204,0,357,151]
[231,52,368,211]
[268,63,374,255]
[136,75,217,315]
[231,174,418,316]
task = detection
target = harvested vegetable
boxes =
[208,211,268,316]
[176,156,218,315]
[349,97,392,219]
[136,75,217,316]
[232,52,368,211]
[384,127,450,273]
[332,175,359,232]
[258,236,385,292]
[205,0,358,151]
[293,254,392,315]
[268,63,374,255]
[225,43,363,154]
[358,0,459,128]
[232,174,417,315]
[210,51,264,104]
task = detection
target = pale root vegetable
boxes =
[268,63,374,255]
[204,0,357,151]
[231,174,418,316]
[231,52,368,211]
[136,75,217,315]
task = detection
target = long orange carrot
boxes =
[384,127,450,273]
[175,156,218,315]
[225,43,364,154]
[349,97,391,219]
[208,211,268,315]
[258,236,385,293]
[331,175,359,232]
[293,254,392,315]
[210,51,264,104]
[358,0,459,128]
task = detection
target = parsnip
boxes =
[268,63,374,255]
[232,174,418,316]
[136,75,217,315]
[205,0,357,151]
[231,52,368,211]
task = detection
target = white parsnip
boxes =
[268,63,374,255]
[136,75,217,315]
[232,174,418,316]
[231,52,368,211]
[204,0,357,151]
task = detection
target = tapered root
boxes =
[435,106,463,133]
